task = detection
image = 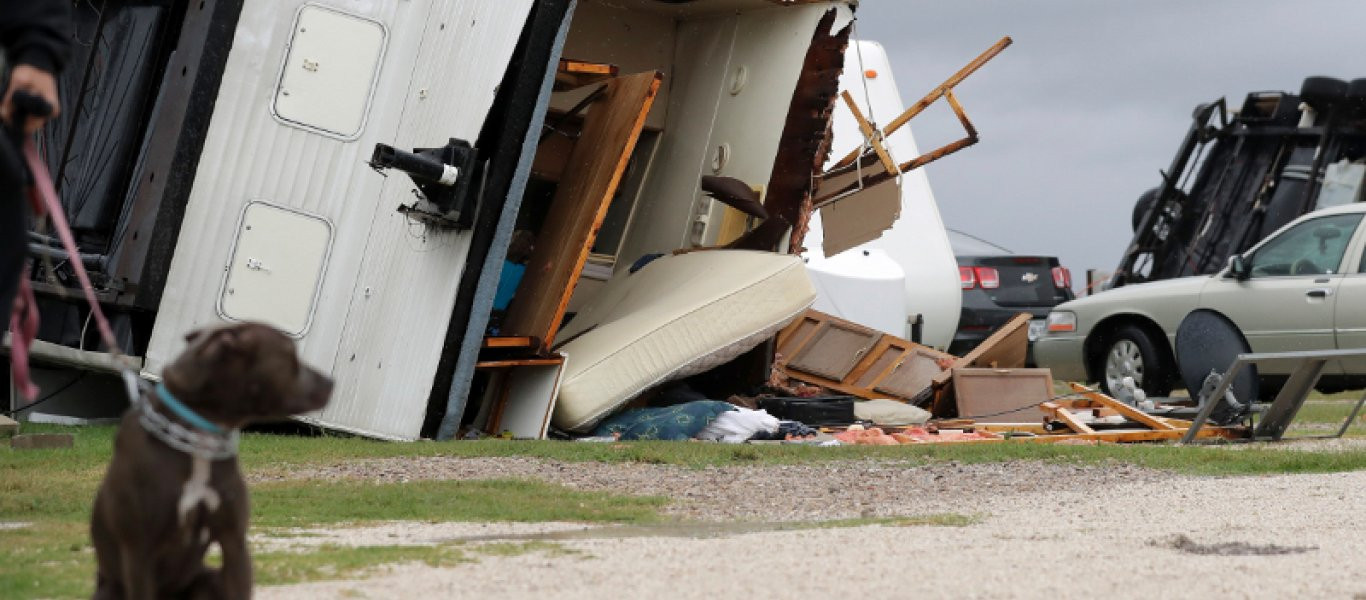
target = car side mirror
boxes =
[1227,255,1250,280]
[1313,226,1342,242]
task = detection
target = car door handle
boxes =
[1306,288,1333,298]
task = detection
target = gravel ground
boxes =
[252,456,1161,522]
[252,451,1366,599]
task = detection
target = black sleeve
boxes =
[0,0,73,74]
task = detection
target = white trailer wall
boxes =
[145,0,534,440]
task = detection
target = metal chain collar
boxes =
[122,371,239,461]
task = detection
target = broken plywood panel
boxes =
[816,175,900,257]
[776,309,954,404]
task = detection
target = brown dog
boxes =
[91,323,332,599]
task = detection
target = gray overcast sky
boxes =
[854,0,1366,290]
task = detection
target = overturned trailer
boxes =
[8,0,895,439]
[1114,76,1366,287]
[10,0,1010,440]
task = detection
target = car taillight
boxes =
[1052,266,1072,289]
[974,267,1000,289]
[959,266,976,290]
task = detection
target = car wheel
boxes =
[1300,76,1348,110]
[1099,326,1172,398]
[1131,188,1160,232]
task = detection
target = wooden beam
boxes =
[481,336,538,349]
[944,89,976,137]
[559,59,615,75]
[840,91,898,177]
[1041,401,1096,434]
[476,358,565,369]
[833,36,1011,169]
[554,59,618,92]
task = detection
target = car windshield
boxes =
[1248,213,1363,277]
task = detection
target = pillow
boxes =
[853,399,931,426]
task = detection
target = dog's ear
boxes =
[197,327,244,363]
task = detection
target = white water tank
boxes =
[805,248,907,336]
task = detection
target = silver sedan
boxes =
[1035,203,1366,397]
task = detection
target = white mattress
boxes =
[552,250,816,432]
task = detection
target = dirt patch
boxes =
[253,522,593,553]
[1153,534,1318,556]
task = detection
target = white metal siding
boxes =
[146,0,534,440]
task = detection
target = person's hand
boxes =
[1,65,62,135]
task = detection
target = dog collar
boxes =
[155,383,224,435]
[123,372,239,461]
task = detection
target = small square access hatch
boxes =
[218,201,333,337]
[272,4,387,139]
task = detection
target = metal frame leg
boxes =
[1332,388,1366,439]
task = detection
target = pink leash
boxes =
[9,140,124,402]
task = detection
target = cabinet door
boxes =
[502,71,662,348]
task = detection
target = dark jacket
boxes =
[0,0,72,73]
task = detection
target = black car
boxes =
[947,230,1074,362]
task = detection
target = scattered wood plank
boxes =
[1067,382,1178,431]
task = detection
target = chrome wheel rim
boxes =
[1105,339,1144,393]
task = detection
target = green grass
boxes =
[0,522,91,600]
[253,543,473,586]
[251,479,666,527]
[4,418,1366,599]
[0,476,663,599]
[0,425,671,599]
[1285,399,1366,430]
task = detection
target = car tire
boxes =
[1098,325,1172,398]
[1300,76,1348,111]
[1131,188,1160,232]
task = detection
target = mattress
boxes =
[552,250,816,432]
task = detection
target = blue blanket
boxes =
[592,400,736,441]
